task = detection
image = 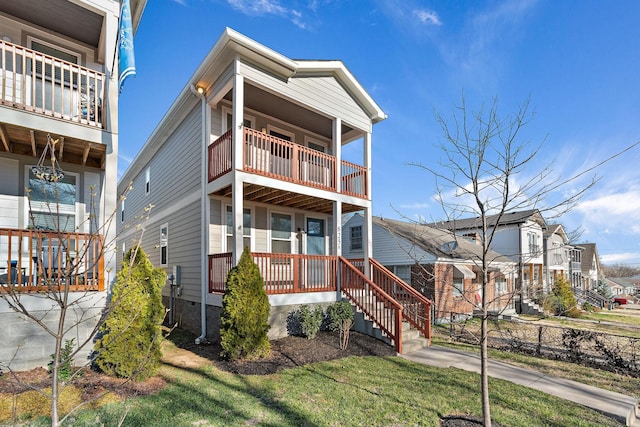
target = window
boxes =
[27,169,77,232]
[350,226,362,251]
[160,224,168,266]
[385,265,411,285]
[122,242,126,258]
[271,212,291,254]
[121,199,125,222]
[226,206,251,251]
[495,276,507,295]
[223,108,254,132]
[145,167,150,194]
[452,277,464,297]
[527,232,539,256]
[28,37,80,85]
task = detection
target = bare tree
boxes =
[410,95,596,426]
[0,138,155,426]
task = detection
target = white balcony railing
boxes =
[0,39,105,128]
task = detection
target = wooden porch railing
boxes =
[207,128,367,198]
[368,258,432,342]
[339,257,403,353]
[0,39,105,128]
[0,228,104,292]
[208,252,338,294]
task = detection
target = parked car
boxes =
[613,297,631,306]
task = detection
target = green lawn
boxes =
[32,346,620,426]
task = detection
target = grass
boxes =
[19,342,621,426]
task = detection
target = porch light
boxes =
[196,85,205,94]
[31,134,64,182]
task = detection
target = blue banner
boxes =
[118,0,136,92]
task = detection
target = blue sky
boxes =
[119,0,640,267]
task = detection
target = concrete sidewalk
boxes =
[402,345,639,426]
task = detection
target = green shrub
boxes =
[220,247,271,361]
[49,338,75,383]
[326,301,354,350]
[93,247,166,380]
[296,304,323,339]
[550,276,581,318]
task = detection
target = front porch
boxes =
[208,253,432,353]
[0,227,104,292]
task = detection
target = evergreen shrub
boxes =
[220,247,271,360]
[296,304,323,339]
[93,247,166,380]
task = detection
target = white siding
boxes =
[0,158,19,228]
[342,215,436,265]
[239,61,371,133]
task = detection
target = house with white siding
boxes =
[117,28,432,353]
[542,224,571,292]
[432,209,546,314]
[343,214,517,321]
[0,0,147,370]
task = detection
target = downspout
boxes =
[191,84,209,345]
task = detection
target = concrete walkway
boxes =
[402,345,639,426]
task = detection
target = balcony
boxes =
[0,228,104,292]
[0,39,105,128]
[208,128,368,210]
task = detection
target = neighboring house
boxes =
[342,215,517,322]
[0,0,147,370]
[579,243,601,291]
[117,28,430,353]
[543,224,571,291]
[605,277,638,296]
[432,209,546,311]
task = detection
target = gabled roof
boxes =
[430,209,546,232]
[580,243,600,273]
[544,224,569,243]
[372,216,515,264]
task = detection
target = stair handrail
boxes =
[368,258,433,342]
[339,257,403,353]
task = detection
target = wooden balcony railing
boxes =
[208,252,337,294]
[0,39,105,128]
[207,128,368,198]
[0,228,104,292]
[339,256,403,353]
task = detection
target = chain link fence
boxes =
[435,316,640,376]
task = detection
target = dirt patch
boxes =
[440,415,501,426]
[0,329,395,400]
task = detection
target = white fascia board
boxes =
[295,60,387,124]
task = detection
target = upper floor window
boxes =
[28,37,80,85]
[121,199,125,222]
[222,107,254,132]
[145,167,150,195]
[527,232,540,256]
[350,226,362,251]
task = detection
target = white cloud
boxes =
[399,202,430,209]
[413,9,441,26]
[226,0,307,29]
[601,252,640,265]
[171,0,188,5]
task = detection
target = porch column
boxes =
[363,132,372,278]
[333,118,342,192]
[333,200,342,256]
[232,61,245,265]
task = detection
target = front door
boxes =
[306,218,325,287]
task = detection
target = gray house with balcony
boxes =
[117,28,432,353]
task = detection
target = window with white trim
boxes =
[121,199,125,222]
[160,224,168,266]
[452,277,464,297]
[145,167,150,195]
[495,276,507,295]
[27,168,77,232]
[350,226,362,251]
[223,107,254,131]
[226,206,252,251]
[271,212,292,254]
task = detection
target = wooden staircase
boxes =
[339,257,432,354]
